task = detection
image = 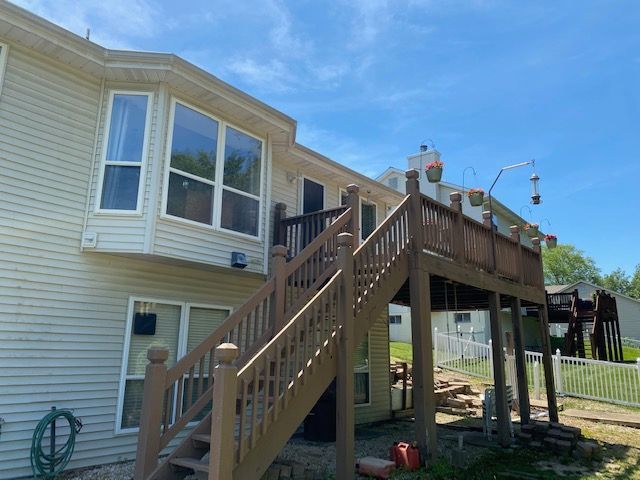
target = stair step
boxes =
[170,457,209,473]
[191,433,211,444]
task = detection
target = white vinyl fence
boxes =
[434,329,640,408]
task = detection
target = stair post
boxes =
[209,343,239,480]
[510,225,524,285]
[336,232,355,480]
[482,211,496,273]
[133,347,168,480]
[273,203,287,246]
[271,245,288,332]
[405,169,437,464]
[449,192,465,264]
[346,184,360,247]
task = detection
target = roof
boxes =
[547,281,640,304]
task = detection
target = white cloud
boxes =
[11,0,162,49]
[225,57,297,93]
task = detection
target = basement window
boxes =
[116,298,231,433]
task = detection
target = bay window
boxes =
[97,92,152,212]
[164,99,264,238]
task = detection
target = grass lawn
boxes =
[622,344,640,361]
[390,341,413,363]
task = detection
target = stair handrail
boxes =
[135,206,354,469]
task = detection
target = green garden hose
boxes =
[30,409,82,478]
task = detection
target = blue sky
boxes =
[15,0,640,275]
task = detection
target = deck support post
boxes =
[336,233,355,480]
[133,348,168,480]
[537,304,559,422]
[209,343,239,480]
[273,202,287,246]
[271,245,288,332]
[346,184,360,247]
[488,292,511,447]
[510,297,530,424]
[406,170,437,464]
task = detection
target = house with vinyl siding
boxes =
[0,2,404,478]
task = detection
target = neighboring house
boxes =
[547,282,640,340]
[0,4,403,478]
[381,149,543,349]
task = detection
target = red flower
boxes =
[425,160,444,170]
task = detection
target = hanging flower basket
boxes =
[545,234,557,249]
[425,160,444,183]
[523,223,539,238]
[467,188,484,207]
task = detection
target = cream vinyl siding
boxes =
[0,43,264,480]
[85,85,160,253]
[355,308,391,424]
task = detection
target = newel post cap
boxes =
[405,169,419,180]
[147,347,169,363]
[347,184,360,194]
[450,192,462,203]
[509,225,520,234]
[275,202,287,211]
[337,232,354,247]
[482,211,492,220]
[216,343,239,364]
[272,245,288,257]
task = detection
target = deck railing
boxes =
[277,206,349,258]
[134,205,354,476]
[420,192,543,287]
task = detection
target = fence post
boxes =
[346,184,360,247]
[533,361,541,400]
[271,245,288,332]
[273,202,287,246]
[636,358,640,382]
[449,192,465,264]
[133,348,168,480]
[209,343,239,480]
[434,328,439,367]
[553,348,563,395]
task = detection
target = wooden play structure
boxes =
[547,290,624,362]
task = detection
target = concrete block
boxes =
[543,437,557,449]
[530,440,542,449]
[561,425,581,437]
[517,432,532,444]
[556,439,572,454]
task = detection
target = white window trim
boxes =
[94,90,154,216]
[160,97,266,241]
[0,43,9,99]
[355,332,372,408]
[299,175,326,214]
[115,296,232,435]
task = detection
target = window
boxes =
[454,312,471,323]
[302,178,325,214]
[0,43,7,98]
[164,100,264,237]
[388,177,398,190]
[354,335,370,405]
[117,298,231,432]
[97,92,152,212]
[340,189,378,241]
[361,201,377,239]
[389,315,402,325]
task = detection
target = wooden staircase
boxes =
[135,180,545,480]
[133,187,412,480]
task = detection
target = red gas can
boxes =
[393,442,420,471]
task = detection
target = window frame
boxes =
[115,296,232,435]
[0,43,8,99]
[160,97,265,241]
[94,90,154,216]
[389,315,402,325]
